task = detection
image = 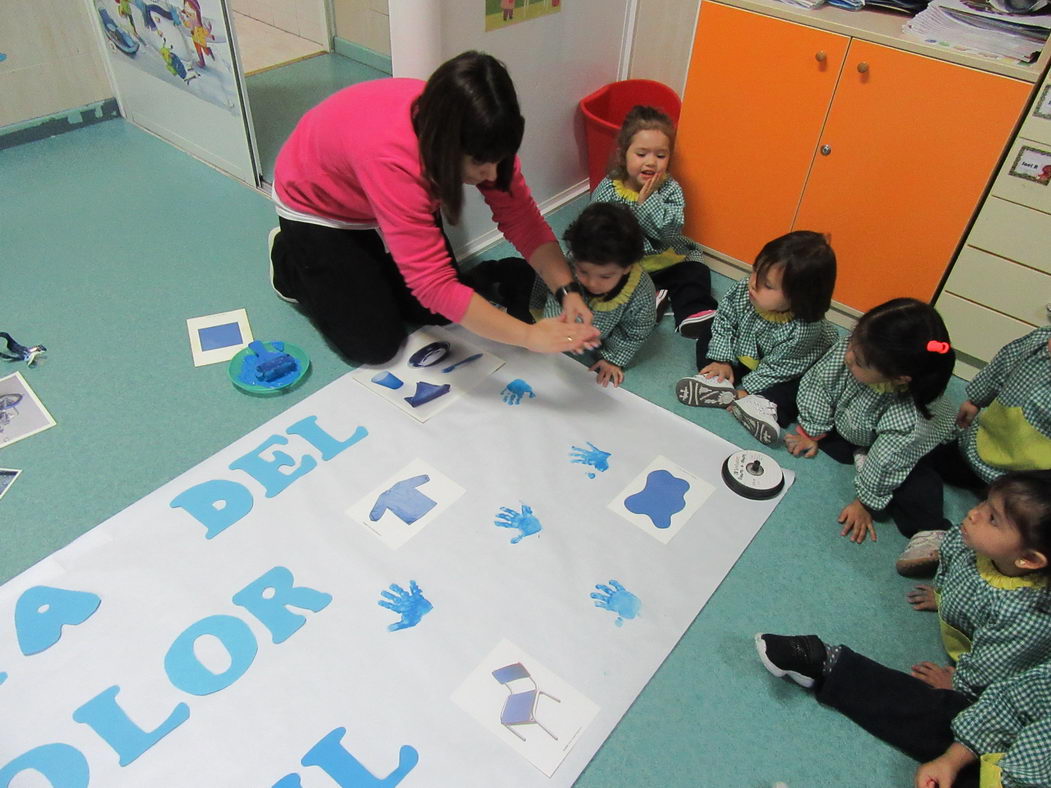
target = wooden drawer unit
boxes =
[945,247,1051,327]
[967,197,1051,275]
[938,294,1036,378]
[990,137,1051,213]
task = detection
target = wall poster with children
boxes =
[485,0,562,32]
[0,327,792,786]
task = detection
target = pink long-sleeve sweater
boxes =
[273,78,556,322]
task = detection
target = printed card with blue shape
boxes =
[186,308,253,367]
[608,455,714,544]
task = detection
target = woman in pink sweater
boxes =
[269,51,598,364]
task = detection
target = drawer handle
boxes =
[815,51,827,63]
[857,61,870,73]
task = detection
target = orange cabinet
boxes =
[677,2,1031,313]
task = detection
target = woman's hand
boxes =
[907,584,938,611]
[784,429,819,458]
[838,498,876,543]
[557,291,594,330]
[911,662,955,690]
[699,362,734,383]
[589,359,623,387]
[956,400,979,429]
[527,317,600,355]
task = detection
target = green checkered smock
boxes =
[962,327,1051,484]
[797,338,955,510]
[530,262,656,369]
[592,176,701,273]
[706,277,837,395]
[952,661,1051,788]
[935,525,1051,700]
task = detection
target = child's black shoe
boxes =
[754,633,826,689]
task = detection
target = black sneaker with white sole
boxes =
[754,633,827,689]
[727,394,780,445]
[675,374,736,407]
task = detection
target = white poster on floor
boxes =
[0,326,792,786]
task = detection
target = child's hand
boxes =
[589,359,624,388]
[915,743,978,788]
[911,661,955,690]
[637,171,660,203]
[699,362,734,383]
[907,584,938,611]
[838,498,876,543]
[784,429,818,458]
[955,400,979,429]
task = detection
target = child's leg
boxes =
[817,429,857,465]
[889,453,952,538]
[754,378,800,427]
[651,254,717,327]
[461,257,536,323]
[692,321,748,379]
[930,440,986,492]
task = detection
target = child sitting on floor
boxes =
[896,326,1051,577]
[785,298,956,546]
[675,231,837,446]
[592,105,717,336]
[756,470,1051,788]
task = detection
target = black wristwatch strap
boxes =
[555,281,584,306]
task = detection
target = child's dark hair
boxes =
[989,470,1051,609]
[609,105,676,181]
[754,231,836,322]
[413,51,524,223]
[564,203,644,268]
[851,298,954,419]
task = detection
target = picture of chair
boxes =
[491,662,562,741]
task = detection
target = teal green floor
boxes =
[2,119,977,787]
[246,52,388,183]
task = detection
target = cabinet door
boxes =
[677,3,848,265]
[794,40,1029,313]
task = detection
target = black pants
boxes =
[819,431,951,538]
[271,217,457,365]
[459,257,537,324]
[650,256,716,326]
[817,646,978,788]
[693,319,800,427]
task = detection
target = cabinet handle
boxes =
[857,61,870,73]
[820,144,832,156]
[815,51,827,63]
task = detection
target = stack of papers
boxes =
[772,0,827,9]
[904,0,1051,63]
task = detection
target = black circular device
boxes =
[721,450,785,500]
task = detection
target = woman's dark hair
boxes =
[754,231,836,322]
[564,203,644,268]
[989,470,1051,609]
[412,51,524,223]
[609,105,677,181]
[851,298,954,419]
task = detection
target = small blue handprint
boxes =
[591,579,641,627]
[378,580,433,631]
[570,441,611,478]
[493,504,542,543]
[501,378,535,405]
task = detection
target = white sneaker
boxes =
[853,447,869,472]
[268,227,299,304]
[728,394,780,445]
[655,289,670,320]
[675,374,736,408]
[895,529,946,577]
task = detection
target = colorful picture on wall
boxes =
[485,0,562,32]
[92,0,241,113]
[0,372,56,449]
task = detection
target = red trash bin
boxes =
[579,79,681,191]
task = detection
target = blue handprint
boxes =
[378,580,433,631]
[591,579,641,627]
[493,504,542,543]
[570,441,612,478]
[501,378,535,405]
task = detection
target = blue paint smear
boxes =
[569,441,611,475]
[625,469,689,529]
[371,370,403,389]
[500,379,535,405]
[378,580,432,631]
[237,341,300,389]
[198,322,242,351]
[369,475,436,524]
[591,579,641,626]
[0,672,6,685]
[493,504,541,543]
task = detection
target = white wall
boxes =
[333,0,391,54]
[389,0,633,257]
[0,0,110,128]
[627,0,698,97]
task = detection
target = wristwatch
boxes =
[555,281,584,306]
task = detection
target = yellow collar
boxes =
[588,264,643,312]
[612,177,668,202]
[976,553,1048,590]
[868,380,910,395]
[756,307,793,323]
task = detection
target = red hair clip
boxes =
[926,340,951,354]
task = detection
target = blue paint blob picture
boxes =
[591,580,641,626]
[624,470,689,529]
[198,322,243,351]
